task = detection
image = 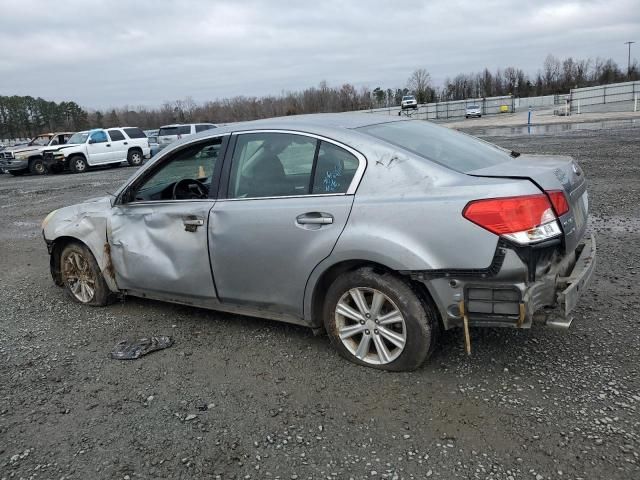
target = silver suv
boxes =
[42,114,595,371]
[157,123,217,150]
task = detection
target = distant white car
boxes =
[465,105,482,118]
[400,95,418,110]
[157,123,217,150]
[42,127,150,173]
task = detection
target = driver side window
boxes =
[89,131,108,143]
[132,137,223,202]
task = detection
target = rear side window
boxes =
[179,125,191,135]
[108,129,125,141]
[357,120,511,173]
[196,124,216,133]
[229,133,317,198]
[123,127,146,139]
[159,127,178,136]
[312,142,359,194]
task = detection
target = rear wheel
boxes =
[127,149,143,166]
[69,155,88,173]
[324,267,438,371]
[29,157,47,175]
[60,243,110,306]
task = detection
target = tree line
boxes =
[2,53,638,138]
[0,96,87,139]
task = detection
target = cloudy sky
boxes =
[1,0,638,110]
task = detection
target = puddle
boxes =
[465,119,640,137]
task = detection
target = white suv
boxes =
[42,127,150,174]
[157,123,217,150]
[401,95,418,110]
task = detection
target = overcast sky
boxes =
[1,0,638,110]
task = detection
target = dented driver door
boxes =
[107,136,227,301]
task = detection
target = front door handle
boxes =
[296,212,334,225]
[183,216,205,232]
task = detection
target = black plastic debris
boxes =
[110,336,174,360]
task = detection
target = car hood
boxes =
[4,144,44,154]
[42,144,82,153]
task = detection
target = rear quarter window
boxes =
[123,128,146,139]
[357,120,511,173]
[195,124,216,133]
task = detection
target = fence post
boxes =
[603,86,607,104]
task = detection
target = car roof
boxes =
[197,113,406,136]
[159,123,214,128]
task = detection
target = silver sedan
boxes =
[42,114,595,371]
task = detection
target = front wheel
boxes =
[127,149,143,166]
[69,155,88,173]
[324,267,438,371]
[29,157,47,175]
[60,243,110,306]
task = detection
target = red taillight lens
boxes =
[546,190,569,216]
[463,194,556,235]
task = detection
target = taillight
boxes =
[546,190,569,216]
[463,194,562,245]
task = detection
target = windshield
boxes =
[29,135,52,146]
[67,132,89,144]
[467,105,480,109]
[402,96,415,101]
[357,120,511,173]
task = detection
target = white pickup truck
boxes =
[42,127,150,173]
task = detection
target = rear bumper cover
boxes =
[412,235,596,330]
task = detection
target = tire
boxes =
[69,155,88,173]
[127,149,143,166]
[60,243,110,306]
[323,267,438,371]
[9,169,26,176]
[29,157,47,175]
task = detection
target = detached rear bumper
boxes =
[533,234,596,328]
[412,235,596,330]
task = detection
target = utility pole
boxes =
[625,41,635,78]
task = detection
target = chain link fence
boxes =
[570,81,640,114]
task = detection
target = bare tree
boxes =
[407,68,432,104]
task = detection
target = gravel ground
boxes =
[1,126,639,480]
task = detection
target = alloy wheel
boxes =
[335,287,407,365]
[131,152,142,165]
[74,158,86,172]
[62,251,96,303]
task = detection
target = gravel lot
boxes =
[1,125,639,480]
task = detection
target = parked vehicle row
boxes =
[1,123,218,176]
[43,127,150,173]
[0,132,74,175]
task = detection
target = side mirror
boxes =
[88,139,96,144]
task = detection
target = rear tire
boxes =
[60,243,110,306]
[69,155,88,173]
[127,149,143,166]
[323,267,438,371]
[29,157,47,175]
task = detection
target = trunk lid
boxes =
[468,154,588,252]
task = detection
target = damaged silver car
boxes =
[42,114,596,371]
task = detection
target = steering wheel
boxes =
[172,178,208,200]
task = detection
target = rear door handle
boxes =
[106,144,111,147]
[296,212,334,225]
[123,141,128,145]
